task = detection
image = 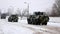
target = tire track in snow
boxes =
[10,24,43,34]
[20,25,60,34]
[0,19,60,34]
[11,23,60,34]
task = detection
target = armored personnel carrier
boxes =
[1,13,6,19]
[8,14,18,22]
[27,12,49,25]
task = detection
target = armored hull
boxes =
[8,15,18,22]
[1,14,6,19]
[27,12,49,25]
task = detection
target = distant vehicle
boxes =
[27,12,49,25]
[1,14,6,19]
[8,15,18,22]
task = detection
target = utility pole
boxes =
[24,2,29,17]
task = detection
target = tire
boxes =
[8,20,12,22]
[28,20,32,24]
[12,19,18,22]
[8,17,12,22]
[8,19,12,22]
[42,22,47,25]
[27,19,32,24]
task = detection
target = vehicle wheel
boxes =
[42,22,47,25]
[27,18,32,24]
[13,19,18,22]
[8,20,12,22]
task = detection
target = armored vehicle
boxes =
[27,12,49,25]
[1,14,6,19]
[8,15,18,22]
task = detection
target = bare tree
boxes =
[7,6,14,16]
[51,3,58,17]
[0,9,1,16]
[51,0,60,17]
[16,8,21,16]
[0,9,1,18]
[22,8,29,17]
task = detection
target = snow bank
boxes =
[49,17,60,23]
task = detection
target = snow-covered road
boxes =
[0,17,60,34]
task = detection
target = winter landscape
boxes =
[0,0,60,34]
[0,17,60,34]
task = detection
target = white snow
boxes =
[0,19,33,34]
[49,17,60,23]
[0,17,60,34]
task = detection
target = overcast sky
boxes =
[0,0,55,13]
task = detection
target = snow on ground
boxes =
[0,19,33,34]
[0,17,60,34]
[49,17,60,23]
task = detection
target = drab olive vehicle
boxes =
[27,12,49,25]
[1,14,6,19]
[8,15,18,22]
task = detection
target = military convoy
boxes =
[27,12,49,25]
[0,11,49,25]
[7,12,49,25]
